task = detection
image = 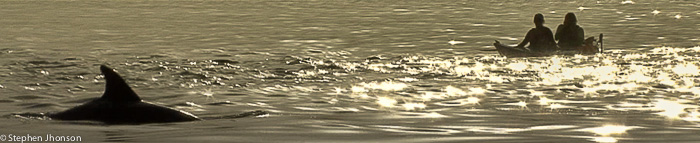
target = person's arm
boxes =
[517,29,533,48]
[577,26,585,45]
[545,28,557,50]
[555,24,564,41]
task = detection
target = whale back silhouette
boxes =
[49,65,199,124]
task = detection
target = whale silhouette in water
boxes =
[49,65,200,124]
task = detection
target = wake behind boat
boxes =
[494,34,604,58]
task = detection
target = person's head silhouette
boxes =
[534,13,545,27]
[564,12,577,25]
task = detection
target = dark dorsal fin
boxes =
[100,65,141,102]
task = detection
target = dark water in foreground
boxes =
[2,0,700,142]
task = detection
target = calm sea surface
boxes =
[2,0,700,142]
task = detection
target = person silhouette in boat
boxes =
[555,12,585,50]
[515,13,558,53]
[517,13,557,52]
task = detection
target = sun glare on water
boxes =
[318,45,700,143]
[538,97,551,105]
[591,137,618,143]
[507,62,528,72]
[651,99,694,120]
[671,63,699,76]
[377,97,398,108]
[465,97,480,104]
[402,102,427,111]
[579,124,640,138]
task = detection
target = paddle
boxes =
[599,33,604,53]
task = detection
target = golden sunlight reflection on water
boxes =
[580,125,640,136]
[280,46,700,142]
[575,124,642,143]
[650,99,700,121]
[334,47,700,114]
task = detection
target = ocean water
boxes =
[2,0,700,142]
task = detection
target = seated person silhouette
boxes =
[516,13,558,53]
[555,13,585,50]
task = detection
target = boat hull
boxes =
[494,34,603,58]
